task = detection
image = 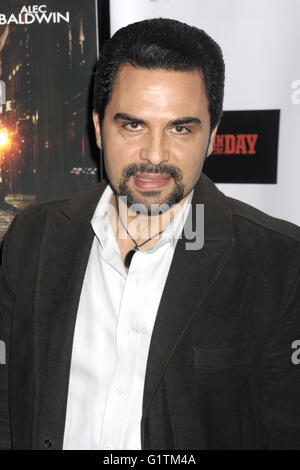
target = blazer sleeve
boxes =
[261,260,300,449]
[0,216,19,450]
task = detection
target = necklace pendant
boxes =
[124,249,136,269]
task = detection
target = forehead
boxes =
[107,64,209,117]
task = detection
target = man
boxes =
[1,18,300,450]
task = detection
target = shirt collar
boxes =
[91,184,194,252]
[157,189,194,249]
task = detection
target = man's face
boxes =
[93,64,218,214]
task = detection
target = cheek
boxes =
[172,140,207,172]
[105,135,140,164]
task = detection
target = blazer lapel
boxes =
[32,182,107,449]
[141,174,236,441]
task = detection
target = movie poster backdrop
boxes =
[0,0,109,240]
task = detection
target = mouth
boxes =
[133,173,171,189]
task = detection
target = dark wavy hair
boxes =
[93,18,225,132]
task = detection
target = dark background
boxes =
[203,110,280,184]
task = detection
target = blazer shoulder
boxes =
[227,196,300,244]
[1,182,106,251]
[18,183,104,218]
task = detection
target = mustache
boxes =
[121,164,183,183]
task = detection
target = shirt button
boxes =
[104,445,113,450]
[122,328,130,336]
[43,438,54,449]
[116,386,124,395]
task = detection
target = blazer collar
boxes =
[51,178,109,223]
[190,172,234,241]
[54,172,234,242]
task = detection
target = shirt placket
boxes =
[99,263,143,450]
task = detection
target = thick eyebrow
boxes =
[170,117,202,127]
[113,113,202,127]
[113,113,145,125]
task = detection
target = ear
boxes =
[207,124,219,156]
[93,111,102,149]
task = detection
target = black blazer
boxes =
[1,173,300,450]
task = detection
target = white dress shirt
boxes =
[62,184,193,450]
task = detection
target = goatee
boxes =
[115,163,185,216]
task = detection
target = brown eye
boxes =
[173,125,190,135]
[124,121,141,131]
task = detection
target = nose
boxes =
[140,131,170,165]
